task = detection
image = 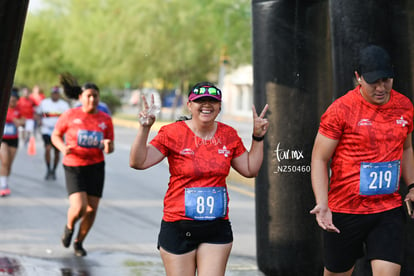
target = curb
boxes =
[112,117,256,188]
[112,117,167,131]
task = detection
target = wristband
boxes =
[408,183,414,191]
[252,134,264,142]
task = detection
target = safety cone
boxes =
[27,136,36,156]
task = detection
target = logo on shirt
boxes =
[218,146,230,157]
[180,148,194,155]
[396,116,408,127]
[358,119,372,126]
[73,118,83,124]
[98,122,107,130]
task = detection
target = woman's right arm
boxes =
[129,94,164,170]
[129,125,164,170]
[51,129,72,156]
[13,117,25,127]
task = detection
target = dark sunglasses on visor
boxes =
[192,86,221,96]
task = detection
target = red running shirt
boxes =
[29,93,45,106]
[150,121,246,222]
[319,87,414,214]
[3,107,21,140]
[17,97,35,119]
[54,107,114,167]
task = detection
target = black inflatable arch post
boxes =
[253,0,414,275]
[0,1,29,138]
[252,0,331,275]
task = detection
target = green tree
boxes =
[15,0,252,92]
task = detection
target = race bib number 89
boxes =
[359,160,400,196]
[77,130,103,148]
[185,187,227,220]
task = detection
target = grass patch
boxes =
[123,260,165,275]
[114,113,138,121]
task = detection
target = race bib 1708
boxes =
[359,160,400,196]
[185,187,227,220]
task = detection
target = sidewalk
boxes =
[0,251,263,276]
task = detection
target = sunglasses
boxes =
[192,86,221,96]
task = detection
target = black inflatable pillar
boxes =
[252,0,331,274]
[0,0,29,138]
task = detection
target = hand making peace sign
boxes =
[252,104,269,138]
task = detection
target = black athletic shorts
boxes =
[42,134,57,149]
[63,161,105,197]
[323,207,405,273]
[1,138,18,148]
[157,219,233,254]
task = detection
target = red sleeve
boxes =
[319,100,346,140]
[54,109,70,134]
[104,115,114,141]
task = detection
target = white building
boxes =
[221,65,253,121]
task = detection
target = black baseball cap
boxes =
[358,45,394,84]
[51,86,60,93]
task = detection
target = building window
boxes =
[234,85,252,117]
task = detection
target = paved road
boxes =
[0,124,264,276]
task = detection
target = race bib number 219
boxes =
[359,160,400,196]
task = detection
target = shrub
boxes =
[100,90,122,114]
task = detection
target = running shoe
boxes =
[61,225,73,248]
[45,171,51,180]
[0,188,11,197]
[73,241,87,257]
